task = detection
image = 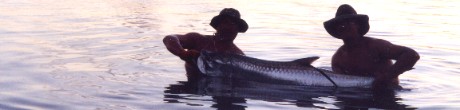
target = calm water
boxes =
[1,0,460,109]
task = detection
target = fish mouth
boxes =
[198,50,217,74]
[197,51,209,74]
[197,55,205,74]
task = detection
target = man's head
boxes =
[210,8,248,34]
[333,19,361,39]
[324,4,369,39]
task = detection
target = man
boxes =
[323,4,420,89]
[163,8,248,79]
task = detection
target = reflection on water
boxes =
[164,77,414,109]
[1,0,460,109]
[164,78,248,109]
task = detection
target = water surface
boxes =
[1,0,459,109]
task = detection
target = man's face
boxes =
[334,19,360,39]
[215,17,239,41]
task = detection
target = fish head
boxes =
[197,51,229,75]
[200,51,232,64]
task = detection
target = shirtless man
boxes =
[323,4,420,89]
[163,8,248,79]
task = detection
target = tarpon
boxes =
[197,51,374,88]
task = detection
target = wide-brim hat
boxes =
[324,4,369,38]
[210,8,248,33]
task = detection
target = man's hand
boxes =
[179,50,200,62]
[372,73,390,89]
[372,69,401,89]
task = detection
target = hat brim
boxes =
[324,14,369,38]
[210,15,248,33]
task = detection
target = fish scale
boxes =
[197,51,374,88]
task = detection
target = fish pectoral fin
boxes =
[292,56,320,65]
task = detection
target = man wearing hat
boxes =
[323,4,420,89]
[163,8,249,79]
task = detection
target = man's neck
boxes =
[343,36,365,48]
[213,34,236,44]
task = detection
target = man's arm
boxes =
[378,40,420,79]
[331,50,347,74]
[163,33,202,61]
[332,62,346,74]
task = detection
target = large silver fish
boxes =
[197,51,374,88]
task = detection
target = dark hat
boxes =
[210,8,248,33]
[324,4,369,38]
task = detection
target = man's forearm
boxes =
[390,49,420,78]
[163,35,186,56]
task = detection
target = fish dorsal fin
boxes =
[292,56,319,65]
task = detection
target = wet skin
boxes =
[331,19,420,89]
[163,17,244,79]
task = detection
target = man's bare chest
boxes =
[338,48,381,65]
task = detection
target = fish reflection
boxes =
[164,77,247,110]
[163,76,415,109]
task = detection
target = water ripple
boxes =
[1,0,460,109]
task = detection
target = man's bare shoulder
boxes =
[366,37,391,44]
[364,37,394,49]
[365,37,417,58]
[183,32,202,38]
[366,37,414,50]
